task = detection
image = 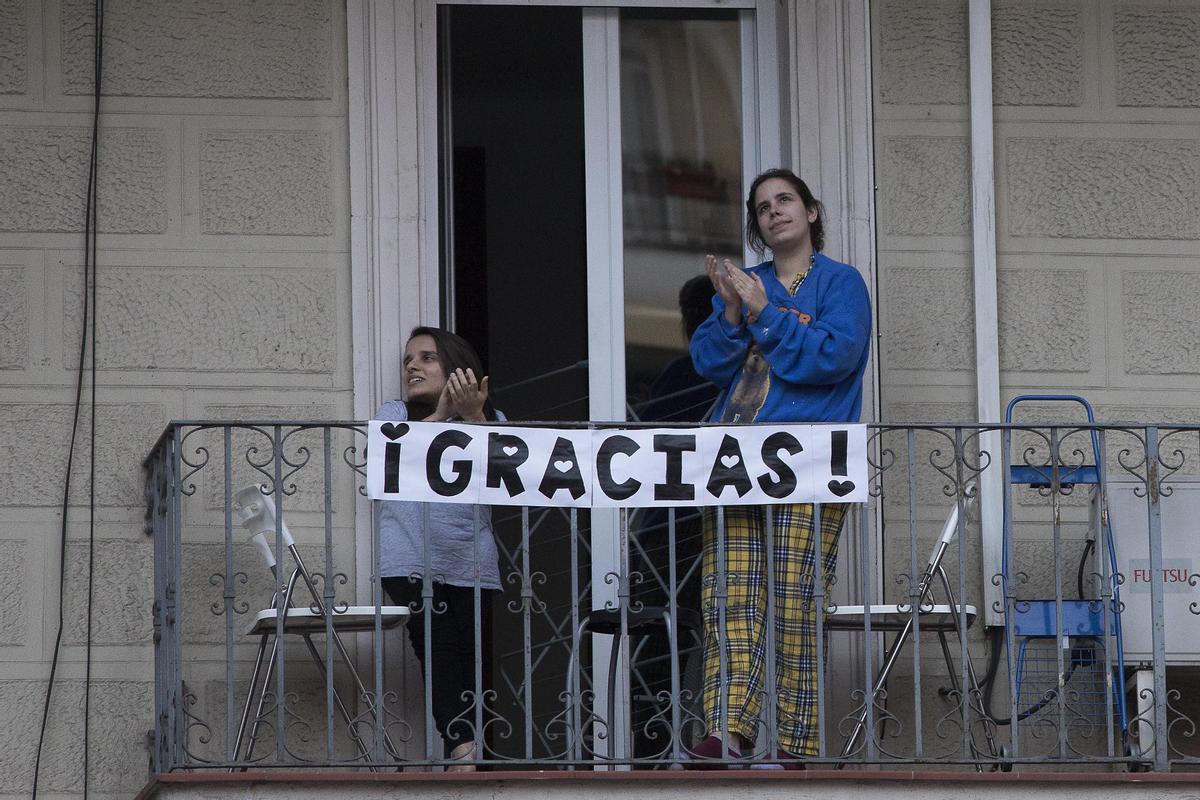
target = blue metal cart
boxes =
[1002,395,1129,745]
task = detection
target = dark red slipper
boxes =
[684,735,742,769]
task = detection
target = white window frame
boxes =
[345,0,898,755]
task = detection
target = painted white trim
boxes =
[349,0,416,622]
[968,0,1004,627]
[790,0,882,732]
[582,7,627,761]
[416,0,442,326]
[739,10,760,269]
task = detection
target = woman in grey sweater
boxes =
[376,326,501,770]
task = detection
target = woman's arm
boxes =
[690,291,753,388]
[748,270,871,385]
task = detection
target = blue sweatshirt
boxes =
[690,252,872,423]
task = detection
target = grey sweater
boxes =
[374,399,502,589]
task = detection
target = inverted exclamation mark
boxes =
[827,429,855,497]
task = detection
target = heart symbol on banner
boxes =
[380,422,409,440]
[721,454,740,468]
[503,446,519,457]
[554,460,574,473]
[827,479,855,497]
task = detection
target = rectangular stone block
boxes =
[62,266,336,372]
[0,265,27,368]
[878,137,971,236]
[0,539,27,645]
[875,1,1082,106]
[881,266,974,371]
[197,672,363,764]
[998,269,1090,372]
[200,130,334,235]
[1094,407,1200,487]
[1116,8,1200,108]
[0,126,168,233]
[61,0,333,99]
[63,539,153,645]
[194,407,344,514]
[0,679,151,793]
[0,0,27,95]
[992,4,1083,106]
[0,402,164,507]
[875,0,968,105]
[1006,137,1200,240]
[178,542,342,645]
[1123,271,1200,374]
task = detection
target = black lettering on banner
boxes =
[758,431,802,498]
[538,436,587,500]
[827,428,855,497]
[653,434,696,501]
[384,443,402,494]
[380,422,409,494]
[596,435,641,501]
[706,434,753,498]
[426,429,474,497]
[487,433,529,496]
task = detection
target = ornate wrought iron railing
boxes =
[144,420,1200,773]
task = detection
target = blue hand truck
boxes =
[1002,395,1128,748]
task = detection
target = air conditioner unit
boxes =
[1107,479,1200,664]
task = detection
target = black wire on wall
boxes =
[32,0,103,796]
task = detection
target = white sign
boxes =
[366,422,867,507]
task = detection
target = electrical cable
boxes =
[31,1,103,796]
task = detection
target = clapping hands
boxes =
[706,254,768,324]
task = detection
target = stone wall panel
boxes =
[0,0,27,95]
[63,266,336,372]
[195,405,342,513]
[875,1,1082,106]
[1006,137,1200,240]
[876,0,968,105]
[1123,271,1200,375]
[1115,8,1200,108]
[179,542,336,645]
[63,540,153,645]
[200,130,334,236]
[61,0,333,99]
[998,269,1091,372]
[0,403,164,507]
[0,679,151,793]
[0,126,167,233]
[878,137,971,236]
[0,265,27,368]
[0,539,27,646]
[882,266,974,370]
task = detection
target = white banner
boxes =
[366,422,867,506]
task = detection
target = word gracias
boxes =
[366,422,868,508]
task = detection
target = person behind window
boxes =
[687,169,872,767]
[376,326,500,771]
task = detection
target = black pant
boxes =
[381,577,494,757]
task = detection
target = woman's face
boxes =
[753,177,818,253]
[403,334,446,404]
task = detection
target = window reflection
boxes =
[620,12,742,421]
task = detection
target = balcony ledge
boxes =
[137,768,1200,800]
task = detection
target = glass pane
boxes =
[620,10,742,424]
[438,5,590,765]
[442,5,589,423]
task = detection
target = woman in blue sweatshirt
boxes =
[688,169,871,766]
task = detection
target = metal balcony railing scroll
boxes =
[143,420,1200,773]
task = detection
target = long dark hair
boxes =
[406,326,498,421]
[744,168,826,255]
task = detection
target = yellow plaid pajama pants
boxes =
[700,502,847,756]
